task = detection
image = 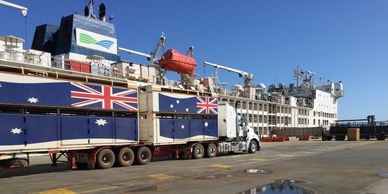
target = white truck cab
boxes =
[217,102,261,153]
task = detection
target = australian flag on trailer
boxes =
[0,75,137,111]
[158,93,218,115]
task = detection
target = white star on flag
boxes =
[27,97,39,103]
[204,122,209,127]
[95,119,108,126]
[10,128,22,135]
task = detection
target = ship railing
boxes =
[0,48,160,84]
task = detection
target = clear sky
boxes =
[1,0,388,120]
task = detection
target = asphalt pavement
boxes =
[0,140,387,194]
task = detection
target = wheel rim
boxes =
[251,143,257,152]
[123,152,131,162]
[102,154,111,164]
[196,147,203,155]
[141,152,148,160]
[209,146,215,155]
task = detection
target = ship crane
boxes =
[119,33,166,65]
[203,61,254,87]
[0,0,28,16]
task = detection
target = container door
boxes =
[159,119,174,143]
[25,115,58,150]
[61,116,89,145]
[173,118,190,140]
[190,119,205,140]
[204,118,218,139]
[0,114,25,151]
[115,117,138,143]
[89,116,114,144]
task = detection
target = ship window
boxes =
[242,101,247,109]
[253,103,258,110]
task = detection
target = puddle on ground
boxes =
[379,173,388,178]
[245,169,272,174]
[238,179,314,194]
[125,185,157,192]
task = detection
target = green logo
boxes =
[80,33,114,49]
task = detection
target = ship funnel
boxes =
[84,6,89,17]
[99,3,106,22]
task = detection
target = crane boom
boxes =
[119,33,165,64]
[118,47,152,59]
[0,0,27,16]
[204,61,254,86]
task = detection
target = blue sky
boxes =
[1,0,388,120]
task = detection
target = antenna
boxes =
[84,0,95,18]
[294,66,303,87]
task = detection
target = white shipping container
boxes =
[25,49,52,67]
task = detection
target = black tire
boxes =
[116,147,135,167]
[335,135,345,141]
[205,143,217,158]
[377,135,386,141]
[96,148,115,169]
[248,140,258,153]
[192,144,204,159]
[135,146,152,165]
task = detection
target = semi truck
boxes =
[0,68,260,169]
[0,0,260,170]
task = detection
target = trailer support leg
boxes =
[51,153,58,167]
[68,151,77,169]
[174,146,180,159]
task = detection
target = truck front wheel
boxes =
[96,148,116,169]
[248,141,258,153]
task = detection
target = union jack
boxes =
[196,97,218,114]
[70,82,137,111]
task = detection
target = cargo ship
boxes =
[0,1,348,169]
[0,0,345,169]
[0,1,343,138]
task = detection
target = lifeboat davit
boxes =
[158,49,197,75]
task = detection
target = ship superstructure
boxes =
[0,1,343,137]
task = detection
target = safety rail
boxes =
[0,48,159,85]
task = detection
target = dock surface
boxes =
[1,140,387,194]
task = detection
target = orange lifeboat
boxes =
[158,49,197,75]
